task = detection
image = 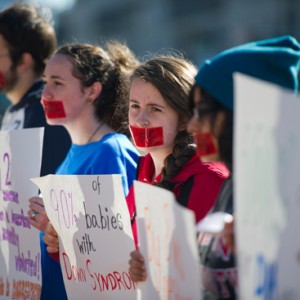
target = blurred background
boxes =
[1,0,300,121]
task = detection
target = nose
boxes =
[41,84,53,100]
[135,109,150,127]
[187,114,202,134]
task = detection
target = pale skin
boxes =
[28,197,49,232]
[42,222,59,254]
[128,78,183,282]
[28,53,114,236]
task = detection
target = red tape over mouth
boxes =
[194,132,217,157]
[42,99,66,119]
[0,72,6,87]
[129,125,164,148]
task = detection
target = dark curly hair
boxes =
[131,55,197,191]
[55,42,139,135]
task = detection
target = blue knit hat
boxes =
[195,35,300,111]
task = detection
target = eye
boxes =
[130,102,140,109]
[54,80,63,86]
[150,106,162,112]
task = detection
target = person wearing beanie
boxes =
[187,35,300,299]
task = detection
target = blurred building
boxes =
[2,0,300,66]
[56,0,300,65]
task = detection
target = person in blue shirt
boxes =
[28,42,140,299]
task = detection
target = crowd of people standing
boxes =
[0,2,300,300]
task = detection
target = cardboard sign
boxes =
[134,181,201,299]
[32,174,136,299]
[0,128,43,299]
[234,73,300,299]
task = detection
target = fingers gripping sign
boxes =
[28,196,49,232]
[42,222,59,254]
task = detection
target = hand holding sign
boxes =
[32,174,137,300]
[128,250,147,282]
[28,196,49,232]
[134,181,201,299]
[42,222,59,254]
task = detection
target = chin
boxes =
[46,118,65,126]
[136,146,149,155]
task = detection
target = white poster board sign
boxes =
[234,73,300,299]
[134,181,201,299]
[0,128,43,299]
[32,174,136,299]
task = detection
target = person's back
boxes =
[0,3,70,176]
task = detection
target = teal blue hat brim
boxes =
[195,35,300,111]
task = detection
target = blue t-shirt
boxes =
[40,133,139,299]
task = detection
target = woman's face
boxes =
[41,54,91,126]
[129,78,180,155]
[187,86,224,161]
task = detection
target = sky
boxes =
[27,0,76,12]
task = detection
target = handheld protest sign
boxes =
[134,181,201,299]
[32,174,136,300]
[0,128,43,299]
[234,73,300,299]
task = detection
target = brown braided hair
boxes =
[55,42,139,136]
[130,55,197,191]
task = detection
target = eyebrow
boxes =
[129,99,165,109]
[42,74,67,81]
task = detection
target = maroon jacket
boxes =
[126,153,229,247]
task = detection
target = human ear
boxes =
[87,81,102,103]
[17,52,34,72]
[178,117,189,131]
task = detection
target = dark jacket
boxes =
[198,176,237,299]
[1,80,71,176]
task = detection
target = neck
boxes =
[150,149,171,179]
[67,118,114,145]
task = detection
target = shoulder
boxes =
[100,133,139,156]
[200,161,229,179]
[175,155,229,182]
